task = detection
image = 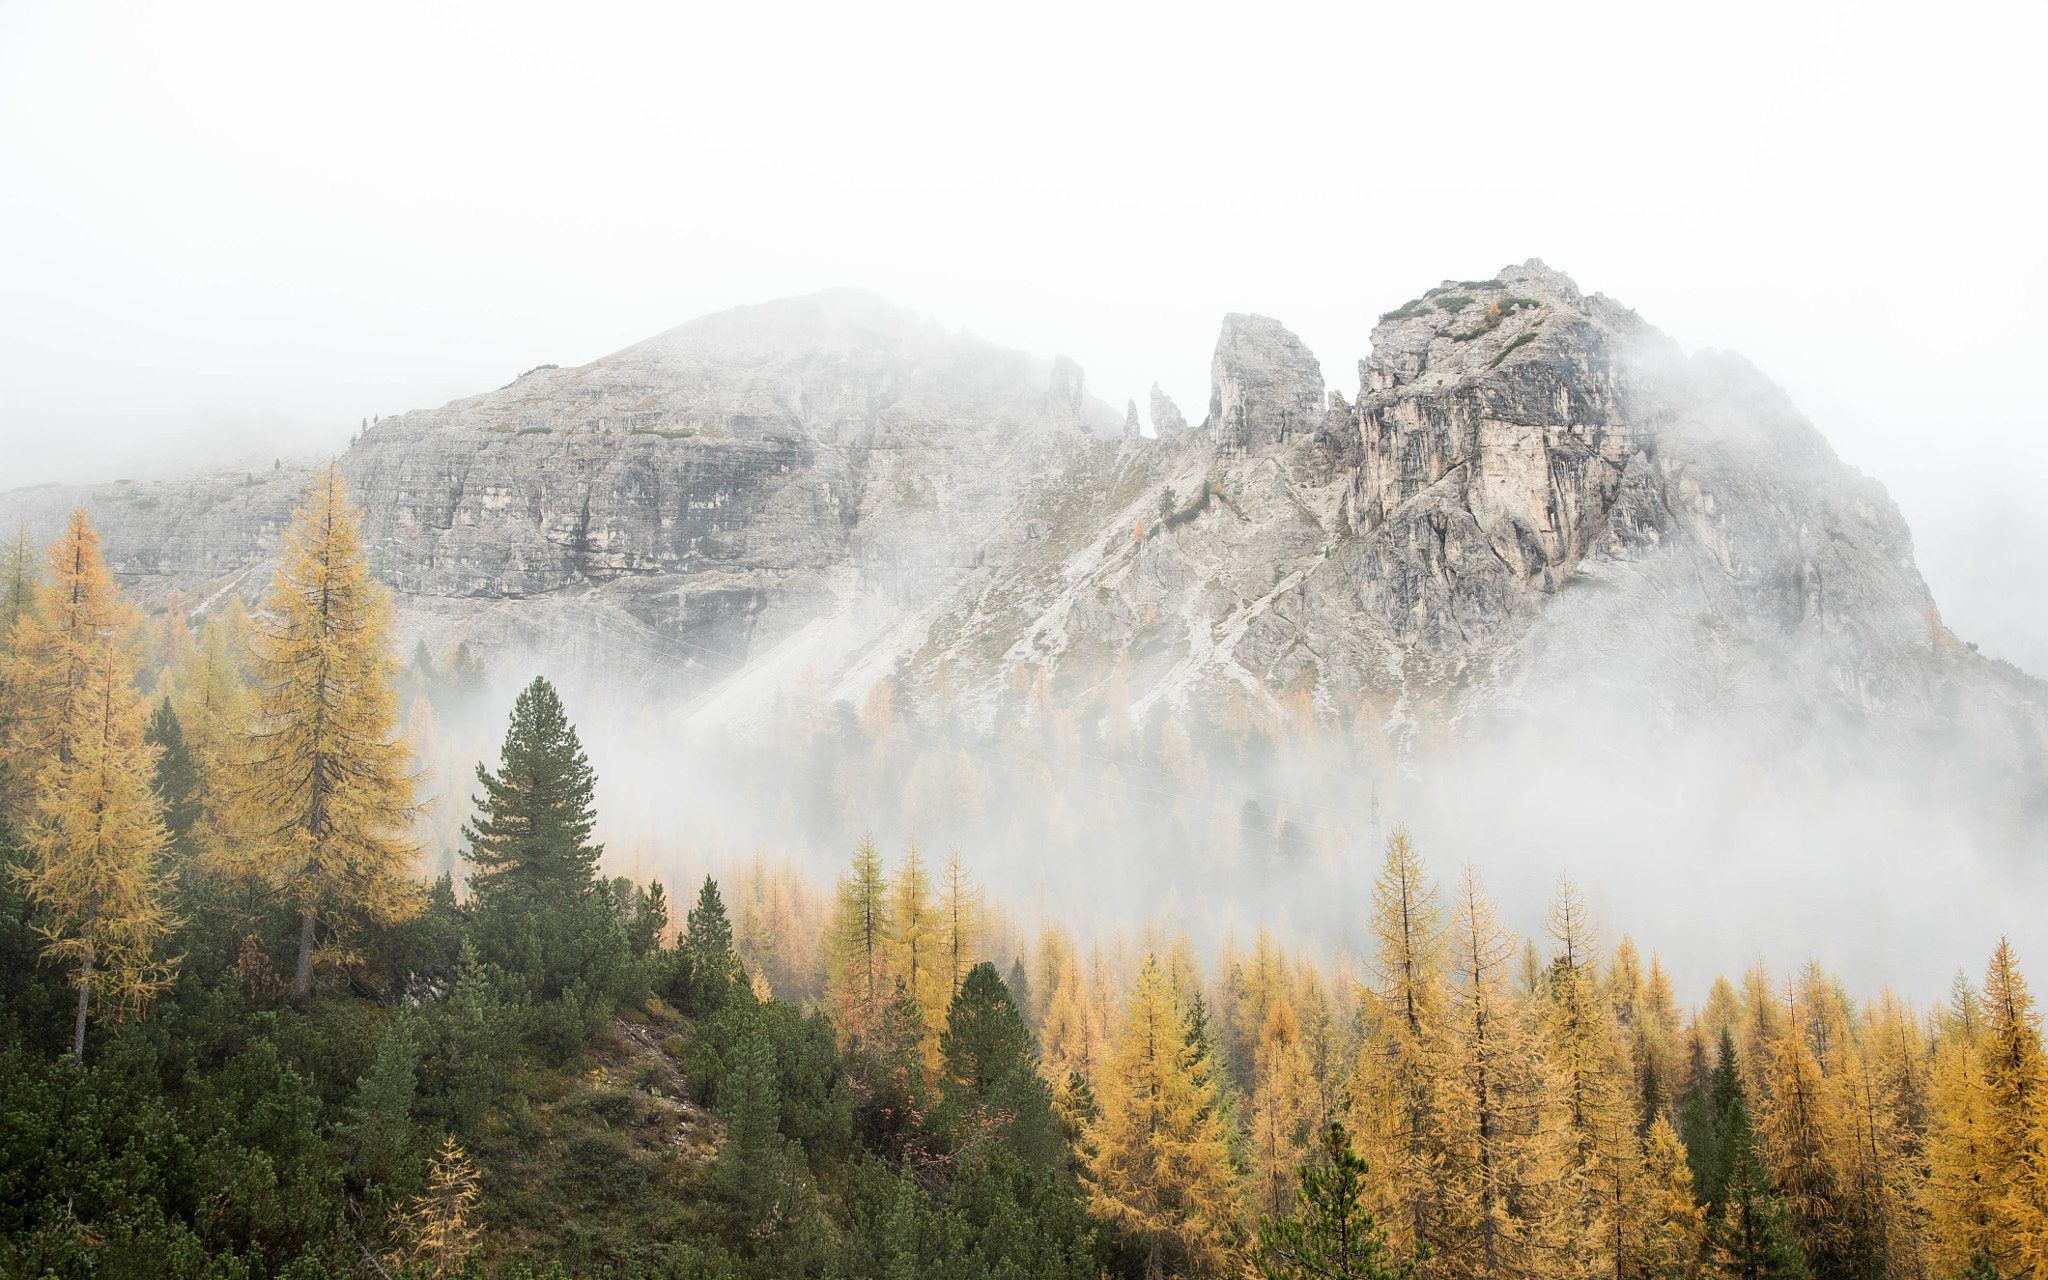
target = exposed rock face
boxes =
[1124,400,1140,440]
[7,266,2041,837]
[1206,314,1325,451]
[1149,382,1187,437]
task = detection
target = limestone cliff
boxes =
[5,265,2040,829]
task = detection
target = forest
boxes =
[3,466,2047,1280]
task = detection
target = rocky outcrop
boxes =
[1124,400,1141,440]
[1206,314,1325,451]
[1149,383,1187,437]
[7,267,2040,829]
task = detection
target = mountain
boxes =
[7,262,2045,909]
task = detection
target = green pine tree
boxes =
[680,875,739,1015]
[1698,1029,1808,1279]
[144,699,202,853]
[464,676,601,899]
[714,1017,786,1221]
[1255,1121,1425,1280]
[629,879,668,957]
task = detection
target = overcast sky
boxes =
[2,0,2044,666]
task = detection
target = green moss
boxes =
[516,425,554,435]
[630,427,697,439]
[1432,294,1474,314]
[1378,298,1433,323]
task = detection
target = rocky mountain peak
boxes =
[1206,313,1325,451]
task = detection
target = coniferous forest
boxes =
[7,470,2048,1280]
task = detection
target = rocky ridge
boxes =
[5,264,2041,816]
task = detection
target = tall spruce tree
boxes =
[679,875,738,1015]
[464,676,601,899]
[464,676,626,1047]
[145,699,202,854]
[239,465,424,1002]
[1698,1029,1807,1278]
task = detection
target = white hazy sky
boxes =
[2,0,2046,665]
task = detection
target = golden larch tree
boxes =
[1348,826,1450,1256]
[939,845,983,999]
[391,1134,484,1277]
[891,837,945,1069]
[1086,954,1241,1280]
[8,510,178,1059]
[826,832,894,1025]
[1540,872,1632,1272]
[1433,865,1566,1275]
[1248,996,1314,1223]
[237,464,425,1002]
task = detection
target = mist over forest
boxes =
[6,0,2048,1274]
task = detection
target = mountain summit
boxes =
[8,262,2043,872]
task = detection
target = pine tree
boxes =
[628,879,668,956]
[144,699,202,854]
[715,1018,787,1221]
[1698,1029,1807,1278]
[238,465,424,1001]
[465,676,601,898]
[680,875,738,1014]
[1086,955,1240,1279]
[1254,1121,1424,1280]
[8,511,178,1060]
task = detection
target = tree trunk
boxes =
[72,951,93,1062]
[72,898,97,1062]
[291,906,316,1003]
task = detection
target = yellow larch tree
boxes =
[826,832,894,1020]
[7,510,178,1060]
[236,464,425,1003]
[1248,996,1315,1224]
[1925,969,1996,1270]
[1540,872,1631,1273]
[167,604,255,881]
[1433,865,1564,1276]
[939,846,983,1000]
[1347,826,1450,1257]
[391,1134,484,1278]
[0,521,39,815]
[1980,938,2048,1268]
[1641,1113,1707,1275]
[1086,955,1241,1280]
[890,838,945,1072]
[3,510,115,818]
[1760,981,1853,1271]
[1738,956,1787,1107]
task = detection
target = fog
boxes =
[5,0,2047,1007]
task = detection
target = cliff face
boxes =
[4,266,2038,802]
[886,261,2035,802]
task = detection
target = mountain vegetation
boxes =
[0,477,2043,1279]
